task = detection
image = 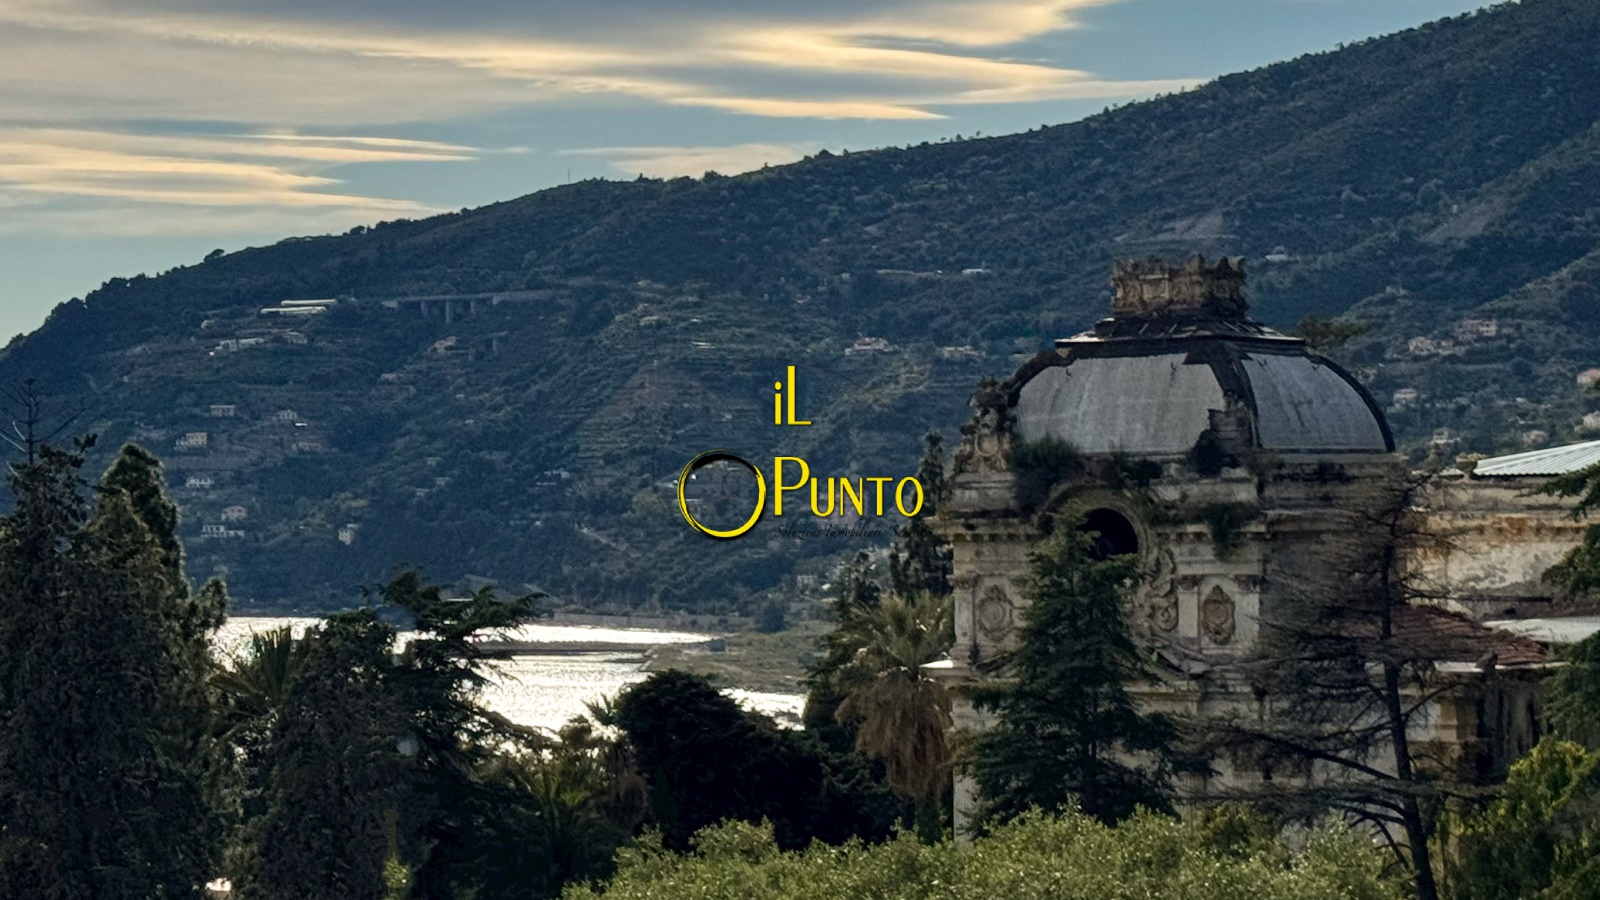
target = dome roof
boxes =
[1011,257,1393,456]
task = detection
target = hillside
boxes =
[5,0,1600,611]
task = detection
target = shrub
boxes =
[564,809,1402,900]
[1008,436,1085,510]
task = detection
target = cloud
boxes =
[0,0,1197,237]
[0,1,1177,124]
[564,143,813,178]
[671,98,946,120]
[0,201,419,238]
[0,128,452,235]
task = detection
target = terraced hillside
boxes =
[4,0,1599,610]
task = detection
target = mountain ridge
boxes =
[6,0,1600,610]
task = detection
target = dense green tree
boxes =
[241,611,403,900]
[1442,631,1600,899]
[1444,739,1600,900]
[614,670,899,852]
[832,591,953,840]
[221,573,548,899]
[382,574,550,898]
[1549,633,1600,747]
[101,443,184,586]
[101,443,230,872]
[970,525,1192,829]
[0,438,220,898]
[888,433,952,598]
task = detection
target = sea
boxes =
[214,617,806,734]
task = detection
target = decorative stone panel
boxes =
[1201,585,1236,645]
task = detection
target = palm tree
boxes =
[832,591,954,840]
[212,625,312,743]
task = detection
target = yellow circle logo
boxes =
[676,451,767,539]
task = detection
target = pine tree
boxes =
[1214,472,1466,900]
[1537,459,1600,595]
[970,525,1191,828]
[102,443,183,585]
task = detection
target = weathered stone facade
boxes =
[1416,471,1592,618]
[931,256,1553,832]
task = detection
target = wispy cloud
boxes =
[564,143,814,178]
[0,128,453,235]
[671,98,947,120]
[0,1,1179,123]
[0,0,1195,235]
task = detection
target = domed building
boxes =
[931,256,1565,830]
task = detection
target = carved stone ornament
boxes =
[1110,255,1247,320]
[953,376,1013,475]
[976,585,1014,639]
[950,573,978,591]
[1141,549,1179,633]
[1201,585,1236,644]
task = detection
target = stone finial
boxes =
[1110,254,1247,319]
[953,376,1013,475]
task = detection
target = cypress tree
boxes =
[0,438,219,898]
[102,443,228,876]
[102,443,183,587]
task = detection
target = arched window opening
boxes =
[1080,508,1139,560]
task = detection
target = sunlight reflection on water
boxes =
[215,617,804,732]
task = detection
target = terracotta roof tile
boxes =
[1394,605,1548,667]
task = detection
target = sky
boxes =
[0,0,1492,342]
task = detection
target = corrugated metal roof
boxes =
[1473,439,1600,477]
[1484,615,1600,645]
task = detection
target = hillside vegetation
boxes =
[5,0,1600,610]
